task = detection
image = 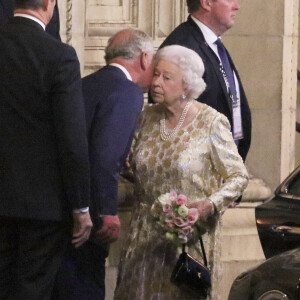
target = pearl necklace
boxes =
[160,99,193,141]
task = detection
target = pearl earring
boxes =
[182,94,186,100]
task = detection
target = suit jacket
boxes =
[160,16,251,161]
[0,0,61,40]
[0,17,90,221]
[83,66,144,223]
[0,0,13,26]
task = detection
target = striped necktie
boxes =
[215,38,237,103]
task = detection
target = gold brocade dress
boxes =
[114,103,248,300]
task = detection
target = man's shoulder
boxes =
[42,33,75,55]
[0,20,78,66]
[83,66,132,88]
[84,65,125,81]
[164,20,193,39]
[4,18,75,55]
[160,18,204,49]
[36,35,79,69]
[170,17,196,31]
[83,66,142,100]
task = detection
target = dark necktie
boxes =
[215,38,241,145]
[215,38,237,103]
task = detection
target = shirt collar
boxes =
[191,15,219,46]
[109,63,132,81]
[14,13,46,30]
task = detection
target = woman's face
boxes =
[150,59,185,106]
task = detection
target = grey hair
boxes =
[154,45,206,100]
[104,29,154,64]
[15,0,53,10]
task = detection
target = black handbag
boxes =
[170,236,211,297]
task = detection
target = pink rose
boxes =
[169,190,177,198]
[181,225,192,236]
[169,190,178,204]
[187,208,199,225]
[176,194,187,205]
[165,214,174,225]
[165,221,175,228]
[174,216,189,228]
[164,213,175,228]
[162,204,172,214]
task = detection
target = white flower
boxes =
[157,193,172,206]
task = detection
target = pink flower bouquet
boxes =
[151,190,199,244]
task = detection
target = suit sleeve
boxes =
[89,87,143,216]
[51,45,90,210]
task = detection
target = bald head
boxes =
[104,29,154,64]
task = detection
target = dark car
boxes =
[228,165,300,300]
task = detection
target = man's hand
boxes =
[72,211,93,248]
[94,215,121,245]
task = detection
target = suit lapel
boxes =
[200,43,233,112]
[187,17,233,112]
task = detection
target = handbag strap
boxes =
[182,235,208,267]
[199,236,208,267]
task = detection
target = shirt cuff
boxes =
[73,207,89,214]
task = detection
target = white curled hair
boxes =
[154,45,206,100]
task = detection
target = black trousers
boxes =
[52,241,107,300]
[0,216,70,300]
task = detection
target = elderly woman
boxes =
[114,45,248,300]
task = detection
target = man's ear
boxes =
[43,0,49,11]
[200,0,212,11]
[140,52,149,71]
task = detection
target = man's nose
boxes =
[234,0,240,10]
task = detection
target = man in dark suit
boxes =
[0,1,92,299]
[0,0,61,40]
[160,0,251,162]
[52,29,154,300]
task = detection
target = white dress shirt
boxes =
[191,15,241,99]
[109,63,132,81]
[14,13,46,30]
[191,16,243,140]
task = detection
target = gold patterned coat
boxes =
[114,103,248,300]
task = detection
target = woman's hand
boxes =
[187,199,215,221]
